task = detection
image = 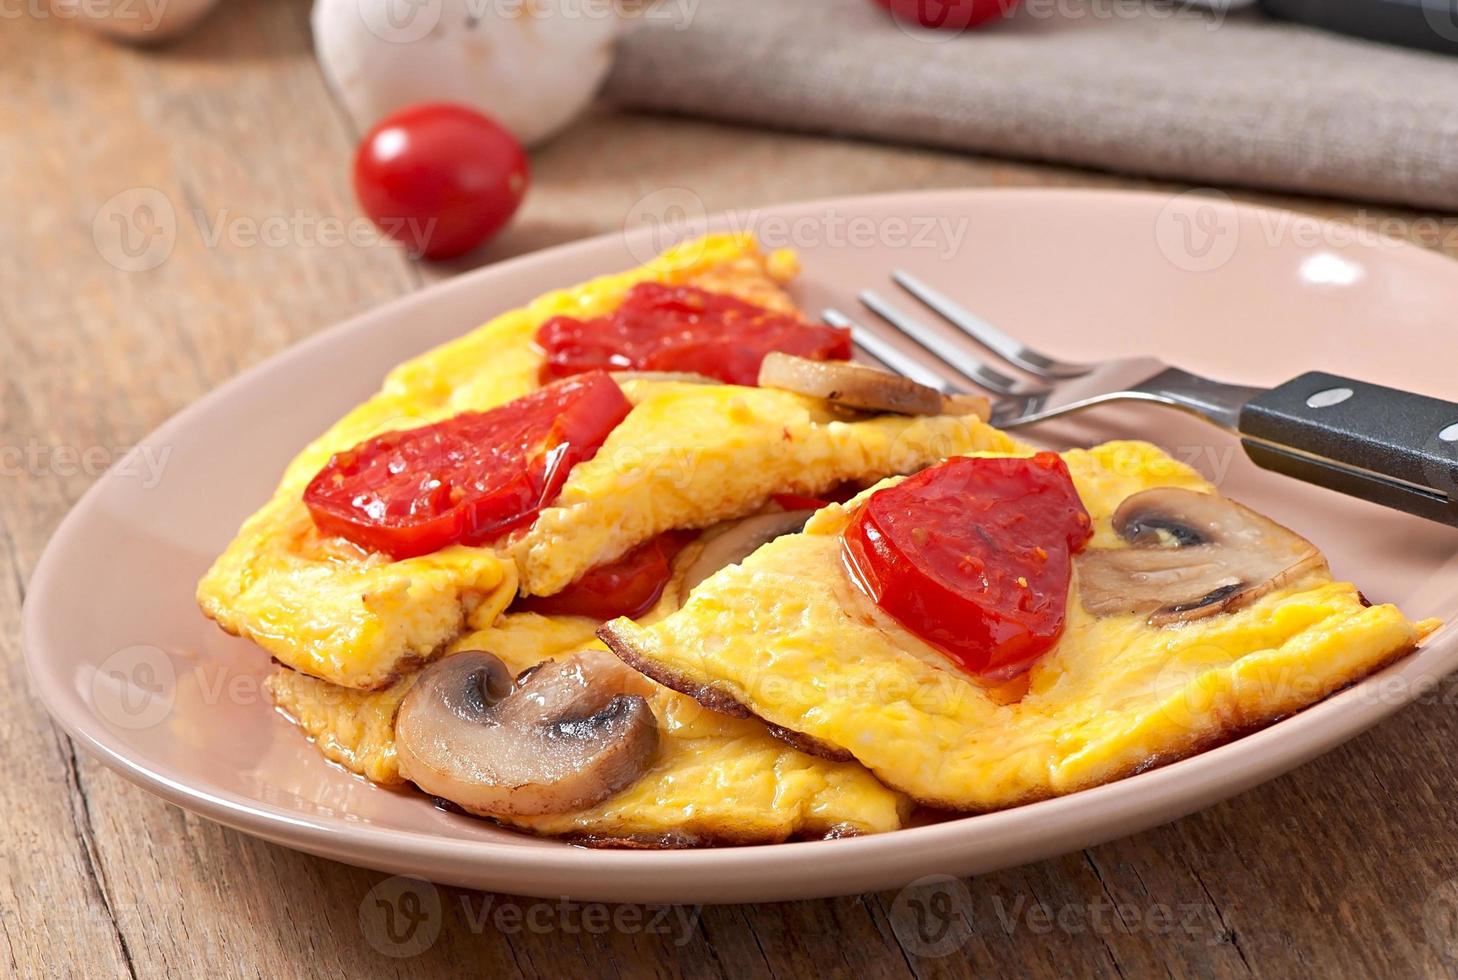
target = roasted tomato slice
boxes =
[518,531,692,621]
[535,282,852,386]
[303,372,632,559]
[841,453,1092,681]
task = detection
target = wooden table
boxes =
[6,3,1457,977]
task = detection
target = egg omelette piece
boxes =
[198,234,795,691]
[267,540,909,845]
[601,441,1435,812]
[500,380,1014,599]
[199,231,1013,691]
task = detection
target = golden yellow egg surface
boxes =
[603,441,1431,811]
[198,234,1009,690]
[268,547,908,844]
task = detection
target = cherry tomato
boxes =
[536,283,852,386]
[353,103,529,261]
[304,372,630,559]
[518,532,693,621]
[841,453,1092,681]
[872,0,1020,30]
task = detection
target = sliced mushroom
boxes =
[939,391,993,418]
[1076,487,1327,626]
[679,510,815,601]
[395,649,658,817]
[760,352,977,417]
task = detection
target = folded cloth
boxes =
[606,0,1458,210]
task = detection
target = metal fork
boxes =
[825,270,1458,528]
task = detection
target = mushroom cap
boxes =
[312,0,620,145]
[396,649,659,817]
[1077,487,1327,625]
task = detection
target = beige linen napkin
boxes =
[606,0,1458,210]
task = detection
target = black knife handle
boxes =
[1238,372,1458,527]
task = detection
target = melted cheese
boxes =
[607,442,1429,810]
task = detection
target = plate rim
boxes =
[23,187,1458,902]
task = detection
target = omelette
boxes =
[267,536,908,844]
[204,229,1432,844]
[198,234,1012,690]
[603,441,1436,812]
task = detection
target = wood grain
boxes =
[5,2,1458,978]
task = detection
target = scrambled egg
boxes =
[268,542,908,844]
[199,234,1012,690]
[604,441,1432,811]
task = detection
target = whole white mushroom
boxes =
[312,0,624,147]
[53,0,221,43]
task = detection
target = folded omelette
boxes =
[602,441,1434,811]
[199,234,1012,689]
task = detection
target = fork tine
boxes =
[823,309,963,394]
[856,291,1048,398]
[892,271,1092,379]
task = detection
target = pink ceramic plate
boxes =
[23,190,1458,903]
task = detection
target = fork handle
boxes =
[1238,371,1458,526]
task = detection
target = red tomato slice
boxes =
[518,532,693,621]
[536,282,852,386]
[841,453,1092,681]
[303,372,631,560]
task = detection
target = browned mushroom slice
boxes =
[760,352,973,417]
[395,650,659,817]
[679,510,816,601]
[939,392,993,418]
[1077,487,1327,626]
